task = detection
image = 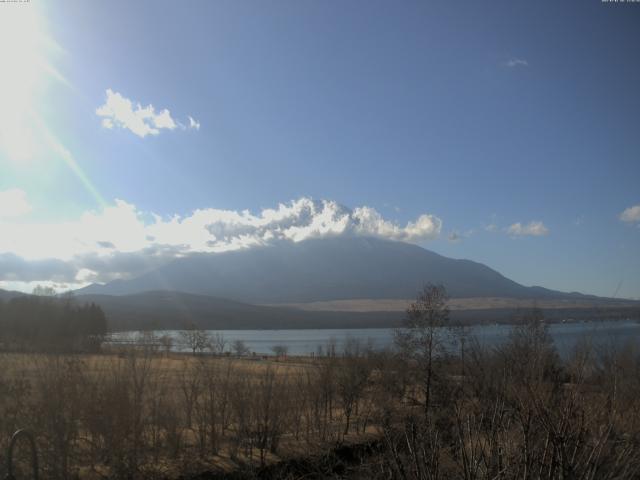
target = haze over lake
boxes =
[111,319,640,357]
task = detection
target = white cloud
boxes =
[506,221,549,237]
[351,206,440,242]
[0,188,32,218]
[619,205,640,224]
[188,116,200,130]
[506,58,529,68]
[96,89,198,138]
[152,108,177,130]
[0,197,442,288]
[0,280,72,294]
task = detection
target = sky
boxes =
[0,0,639,298]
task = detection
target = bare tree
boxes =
[336,339,372,435]
[180,327,211,356]
[395,283,450,417]
[179,362,201,430]
[208,332,226,355]
[271,344,289,358]
[159,334,173,356]
[252,367,288,466]
[450,322,472,378]
[232,339,250,357]
[32,285,57,296]
[136,330,160,353]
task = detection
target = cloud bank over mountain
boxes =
[0,197,442,290]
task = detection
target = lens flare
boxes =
[0,4,51,161]
[0,3,104,208]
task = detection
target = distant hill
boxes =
[1,287,636,332]
[76,236,599,303]
[0,289,26,302]
[75,290,401,331]
[74,290,640,331]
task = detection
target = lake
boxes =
[110,319,640,357]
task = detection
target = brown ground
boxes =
[267,296,634,312]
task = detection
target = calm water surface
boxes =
[111,319,640,357]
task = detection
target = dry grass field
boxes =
[0,348,382,480]
[272,297,639,312]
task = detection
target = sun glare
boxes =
[0,4,58,163]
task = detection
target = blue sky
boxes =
[0,0,639,298]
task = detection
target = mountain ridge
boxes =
[75,236,605,303]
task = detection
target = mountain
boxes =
[76,236,596,303]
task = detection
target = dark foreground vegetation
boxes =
[0,286,639,479]
[0,294,107,352]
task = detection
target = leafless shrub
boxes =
[232,339,250,357]
[31,356,86,480]
[336,338,372,436]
